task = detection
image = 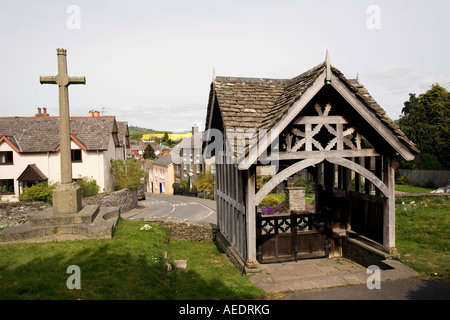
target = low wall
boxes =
[342,236,398,269]
[82,188,138,214]
[0,201,50,229]
[140,216,217,241]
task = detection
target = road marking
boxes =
[202,211,214,221]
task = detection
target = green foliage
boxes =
[76,177,100,197]
[396,175,412,185]
[397,84,450,169]
[18,181,57,203]
[294,177,313,193]
[143,144,156,159]
[179,179,189,193]
[194,171,214,193]
[110,158,145,190]
[259,195,282,208]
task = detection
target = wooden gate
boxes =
[256,210,332,263]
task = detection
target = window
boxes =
[0,179,14,194]
[71,149,82,162]
[0,151,13,164]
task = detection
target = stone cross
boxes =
[40,49,85,214]
[40,48,85,184]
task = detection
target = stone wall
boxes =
[140,216,218,241]
[0,201,50,229]
[82,188,138,214]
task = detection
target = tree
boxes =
[397,84,450,170]
[194,171,214,194]
[110,158,145,190]
[143,144,156,159]
[162,132,169,143]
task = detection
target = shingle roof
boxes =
[152,153,173,167]
[205,61,419,159]
[0,116,121,152]
[17,164,48,182]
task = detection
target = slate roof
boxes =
[17,164,48,182]
[205,61,419,158]
[117,121,130,147]
[152,153,173,167]
[0,116,122,153]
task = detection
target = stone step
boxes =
[29,205,100,227]
[0,206,120,243]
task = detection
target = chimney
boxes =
[192,125,198,136]
[89,110,94,117]
[94,110,100,117]
[42,107,48,116]
[35,107,42,116]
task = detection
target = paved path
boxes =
[249,257,450,300]
[286,277,450,300]
[122,193,217,224]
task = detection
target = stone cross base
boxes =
[286,187,306,211]
[52,182,82,215]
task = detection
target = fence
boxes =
[397,169,450,188]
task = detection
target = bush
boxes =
[259,195,282,208]
[76,177,100,197]
[294,178,312,193]
[179,180,189,193]
[18,182,57,203]
[396,176,412,185]
[173,182,181,194]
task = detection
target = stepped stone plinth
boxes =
[0,205,120,243]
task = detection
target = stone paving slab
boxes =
[250,257,418,293]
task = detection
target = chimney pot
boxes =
[89,110,94,117]
[94,110,100,117]
[38,107,41,114]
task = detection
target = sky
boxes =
[0,0,449,132]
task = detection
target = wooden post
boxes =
[383,155,396,252]
[245,165,258,268]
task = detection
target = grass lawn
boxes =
[0,194,448,299]
[0,219,267,300]
[395,184,435,194]
[395,195,450,283]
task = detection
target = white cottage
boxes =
[0,110,129,201]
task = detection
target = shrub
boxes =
[294,178,312,193]
[259,195,282,208]
[76,177,100,197]
[18,182,57,203]
[396,176,412,185]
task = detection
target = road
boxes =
[127,193,217,224]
